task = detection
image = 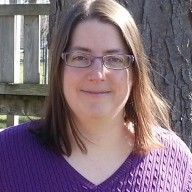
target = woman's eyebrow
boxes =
[104,49,127,54]
[70,47,127,54]
[70,46,91,52]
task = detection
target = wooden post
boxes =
[0,15,14,127]
[0,16,14,83]
[23,15,40,83]
[7,0,19,126]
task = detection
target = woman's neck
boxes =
[64,120,135,185]
[69,117,135,154]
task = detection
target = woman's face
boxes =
[63,19,133,122]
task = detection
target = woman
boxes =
[0,0,191,191]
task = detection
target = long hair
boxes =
[33,0,170,156]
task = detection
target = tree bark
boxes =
[118,0,192,150]
[49,0,192,150]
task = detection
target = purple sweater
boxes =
[0,122,191,192]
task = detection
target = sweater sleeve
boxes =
[184,154,192,192]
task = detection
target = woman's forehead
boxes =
[69,19,128,54]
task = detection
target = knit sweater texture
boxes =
[0,121,191,192]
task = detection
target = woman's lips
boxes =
[80,90,111,96]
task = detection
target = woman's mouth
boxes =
[80,90,111,96]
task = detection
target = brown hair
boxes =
[33,0,170,156]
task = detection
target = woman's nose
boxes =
[87,58,107,82]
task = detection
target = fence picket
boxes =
[0,16,15,126]
[24,15,40,83]
[0,16,14,83]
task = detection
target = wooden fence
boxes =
[0,4,50,127]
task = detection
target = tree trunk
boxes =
[49,0,192,150]
[118,0,192,150]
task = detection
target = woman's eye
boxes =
[72,55,88,61]
[108,56,123,63]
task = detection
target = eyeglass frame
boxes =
[61,51,134,70]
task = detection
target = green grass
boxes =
[0,115,40,129]
[0,115,6,129]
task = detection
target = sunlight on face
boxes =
[63,19,133,123]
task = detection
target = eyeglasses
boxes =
[61,51,134,70]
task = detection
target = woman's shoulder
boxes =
[153,127,192,183]
[142,127,192,191]
[0,120,42,148]
[155,127,190,152]
[154,127,192,158]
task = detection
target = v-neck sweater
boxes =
[0,121,191,192]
